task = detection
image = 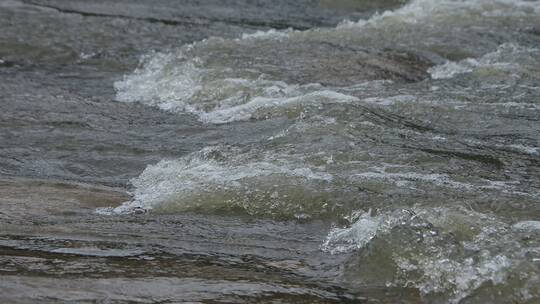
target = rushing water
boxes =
[1,0,540,303]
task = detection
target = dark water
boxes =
[1,0,540,303]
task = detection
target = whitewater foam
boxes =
[512,221,540,232]
[337,0,540,29]
[99,146,334,217]
[114,47,358,124]
[240,28,294,40]
[321,209,408,254]
[508,144,540,155]
[115,0,540,125]
[322,207,538,303]
[198,90,358,124]
[429,43,540,79]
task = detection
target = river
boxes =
[1,0,539,303]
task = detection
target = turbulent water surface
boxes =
[1,0,540,303]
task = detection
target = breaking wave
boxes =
[115,0,540,124]
[322,207,540,303]
[106,0,540,302]
[97,146,338,219]
[429,43,540,79]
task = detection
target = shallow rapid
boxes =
[1,0,540,303]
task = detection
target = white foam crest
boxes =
[321,209,409,254]
[508,144,540,155]
[100,147,333,215]
[337,0,458,28]
[114,48,358,124]
[240,28,294,40]
[429,43,540,79]
[114,0,540,123]
[512,221,540,232]
[337,0,540,29]
[114,52,203,111]
[200,90,358,124]
[323,207,538,302]
[397,253,512,303]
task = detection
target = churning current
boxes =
[1,0,540,303]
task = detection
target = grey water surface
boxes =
[1,0,539,303]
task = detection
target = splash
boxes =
[322,207,540,303]
[98,146,335,218]
[115,0,540,124]
[429,43,540,79]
